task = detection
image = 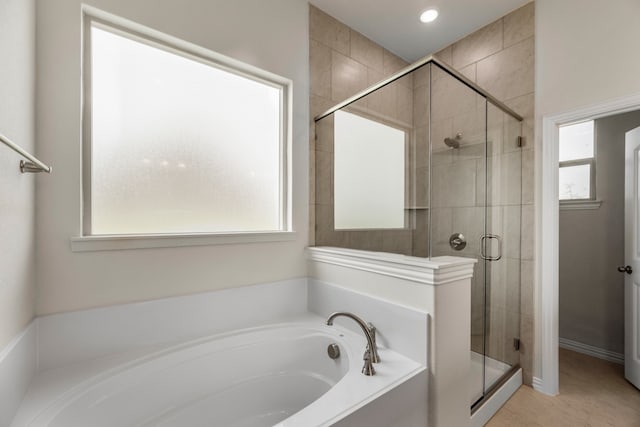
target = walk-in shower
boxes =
[313,56,523,410]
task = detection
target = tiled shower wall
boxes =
[309,2,535,384]
[436,2,535,385]
[310,5,426,255]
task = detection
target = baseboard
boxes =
[559,337,624,365]
[0,321,37,426]
[532,376,544,393]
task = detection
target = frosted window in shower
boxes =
[333,110,405,229]
[559,120,595,201]
[87,23,289,235]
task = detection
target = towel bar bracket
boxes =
[20,160,50,174]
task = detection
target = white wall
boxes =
[0,0,36,349]
[559,111,640,355]
[535,0,640,377]
[35,0,309,315]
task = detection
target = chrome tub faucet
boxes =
[326,312,380,376]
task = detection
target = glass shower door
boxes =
[483,103,522,394]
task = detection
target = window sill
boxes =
[559,200,602,211]
[70,231,297,252]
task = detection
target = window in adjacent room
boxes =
[558,120,595,201]
[83,16,291,237]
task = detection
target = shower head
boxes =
[444,133,462,149]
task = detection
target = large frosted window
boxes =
[334,111,405,229]
[87,23,287,235]
[559,120,595,201]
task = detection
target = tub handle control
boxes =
[327,343,341,359]
[362,351,375,376]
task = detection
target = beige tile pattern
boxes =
[487,349,640,426]
[309,5,414,254]
[477,36,534,101]
[503,2,535,48]
[452,19,503,68]
[350,29,383,70]
[436,1,535,386]
[309,6,350,56]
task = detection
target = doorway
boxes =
[539,93,640,396]
[557,112,640,389]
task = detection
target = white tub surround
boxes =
[308,247,476,427]
[11,278,428,427]
[0,322,37,427]
[14,321,423,427]
[36,279,308,370]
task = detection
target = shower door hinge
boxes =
[516,136,524,147]
[513,338,521,351]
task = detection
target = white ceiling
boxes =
[309,0,531,62]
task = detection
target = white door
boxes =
[624,126,640,390]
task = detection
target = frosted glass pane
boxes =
[559,121,594,161]
[334,111,405,229]
[559,164,591,200]
[90,26,282,234]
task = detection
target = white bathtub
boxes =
[15,319,424,427]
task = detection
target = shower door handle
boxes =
[480,234,502,261]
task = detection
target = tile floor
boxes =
[486,348,640,426]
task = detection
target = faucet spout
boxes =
[326,311,380,372]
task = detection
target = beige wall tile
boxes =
[413,84,429,127]
[520,260,534,318]
[309,5,350,55]
[415,166,429,207]
[350,30,384,71]
[503,2,535,49]
[379,229,413,255]
[348,230,383,251]
[309,146,316,205]
[315,114,334,152]
[521,204,534,260]
[383,51,412,88]
[415,126,429,169]
[315,149,333,205]
[503,204,522,259]
[434,45,452,65]
[310,95,334,121]
[396,84,413,125]
[459,63,477,82]
[331,50,368,102]
[452,19,503,69]
[383,50,408,75]
[310,39,332,98]
[476,36,534,101]
[413,63,430,88]
[504,92,534,150]
[431,158,477,208]
[411,209,429,257]
[521,149,534,205]
[309,203,316,245]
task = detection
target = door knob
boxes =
[617,265,633,274]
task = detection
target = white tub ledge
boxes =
[307,246,476,427]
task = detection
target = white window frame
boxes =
[558,120,601,210]
[73,7,294,252]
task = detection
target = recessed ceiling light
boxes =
[420,9,439,23]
